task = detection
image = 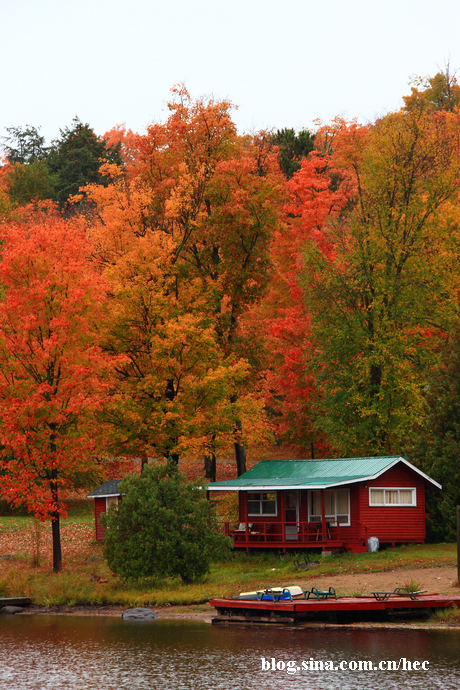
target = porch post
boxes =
[457,506,460,586]
[321,489,326,542]
[242,491,248,542]
[280,491,285,543]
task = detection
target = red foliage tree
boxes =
[0,211,117,571]
[260,150,354,454]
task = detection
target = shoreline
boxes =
[23,603,215,621]
[17,604,460,631]
[6,564,459,629]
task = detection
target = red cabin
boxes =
[87,480,122,542]
[206,456,441,553]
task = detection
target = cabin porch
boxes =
[223,519,369,553]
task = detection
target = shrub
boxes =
[402,580,422,593]
[102,463,231,583]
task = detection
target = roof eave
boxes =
[206,476,375,491]
[205,457,442,491]
[362,456,442,490]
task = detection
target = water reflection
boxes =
[0,616,459,689]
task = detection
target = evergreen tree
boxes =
[102,463,231,582]
[271,128,315,178]
[1,125,48,164]
[47,117,122,208]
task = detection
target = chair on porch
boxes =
[261,523,274,542]
[314,522,332,540]
[232,523,253,542]
[248,524,261,540]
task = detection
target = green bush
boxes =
[102,463,231,583]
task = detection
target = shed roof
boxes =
[205,456,442,491]
[87,480,122,498]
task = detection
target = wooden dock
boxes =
[210,593,460,625]
[0,597,32,608]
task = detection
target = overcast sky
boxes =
[1,0,460,146]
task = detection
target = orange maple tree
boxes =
[0,210,118,571]
[83,86,284,479]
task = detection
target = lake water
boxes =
[0,616,459,690]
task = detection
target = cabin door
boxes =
[284,491,299,540]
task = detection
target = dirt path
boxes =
[295,564,458,597]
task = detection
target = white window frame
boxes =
[369,487,417,507]
[247,491,278,517]
[105,496,119,510]
[308,489,350,527]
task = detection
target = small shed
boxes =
[206,456,441,553]
[87,480,122,542]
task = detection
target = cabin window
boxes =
[247,492,277,516]
[369,488,416,506]
[308,489,350,526]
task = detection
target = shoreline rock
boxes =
[0,605,24,615]
[122,607,158,622]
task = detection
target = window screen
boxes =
[247,492,277,516]
[369,488,416,506]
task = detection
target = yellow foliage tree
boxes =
[298,102,460,455]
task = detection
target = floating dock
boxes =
[210,594,460,625]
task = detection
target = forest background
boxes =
[1,72,460,572]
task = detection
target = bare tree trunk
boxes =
[165,379,180,466]
[231,395,247,476]
[204,434,217,482]
[168,452,180,466]
[234,441,246,476]
[141,450,148,475]
[50,467,62,573]
[234,420,247,477]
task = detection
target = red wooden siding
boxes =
[359,465,426,543]
[345,484,360,540]
[238,486,362,539]
[93,496,122,542]
[94,497,106,542]
[234,462,429,547]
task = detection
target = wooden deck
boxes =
[210,593,460,625]
[224,521,369,553]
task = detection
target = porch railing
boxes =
[357,520,368,542]
[223,520,345,545]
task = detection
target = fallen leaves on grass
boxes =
[0,517,97,565]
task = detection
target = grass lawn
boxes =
[0,496,457,608]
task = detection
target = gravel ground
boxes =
[295,564,459,597]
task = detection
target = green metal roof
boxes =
[206,456,441,490]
